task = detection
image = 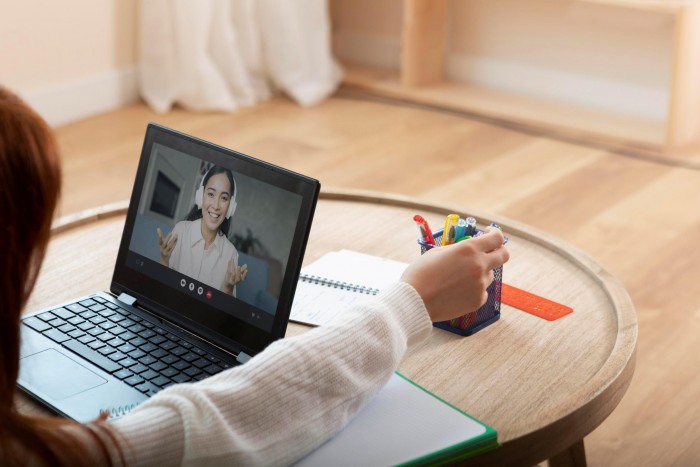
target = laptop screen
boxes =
[112,124,319,357]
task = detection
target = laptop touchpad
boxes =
[19,349,107,400]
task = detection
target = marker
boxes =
[413,214,435,245]
[465,217,477,236]
[442,214,459,246]
[455,218,467,239]
[456,235,472,243]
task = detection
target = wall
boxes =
[0,0,139,126]
[331,0,674,121]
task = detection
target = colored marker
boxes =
[442,214,459,246]
[456,218,467,239]
[456,235,472,243]
[413,214,435,245]
[465,217,477,236]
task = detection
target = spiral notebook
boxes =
[290,250,408,326]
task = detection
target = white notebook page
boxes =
[290,250,408,326]
[295,373,489,467]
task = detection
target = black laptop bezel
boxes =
[111,123,320,358]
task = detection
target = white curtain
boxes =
[138,0,343,113]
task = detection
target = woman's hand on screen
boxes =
[224,260,248,293]
[156,228,177,266]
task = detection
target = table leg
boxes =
[548,439,587,467]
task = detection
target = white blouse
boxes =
[168,219,239,295]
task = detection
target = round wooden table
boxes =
[21,188,637,467]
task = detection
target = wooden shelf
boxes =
[335,0,700,155]
[342,63,665,152]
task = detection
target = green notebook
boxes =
[296,372,499,466]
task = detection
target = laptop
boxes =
[17,123,320,422]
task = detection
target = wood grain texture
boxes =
[549,439,587,467]
[23,190,636,466]
[40,97,700,466]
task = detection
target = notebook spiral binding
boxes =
[101,403,140,420]
[299,274,379,295]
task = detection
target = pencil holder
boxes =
[418,228,502,336]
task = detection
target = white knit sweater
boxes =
[110,282,431,466]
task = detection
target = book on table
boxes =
[295,372,499,466]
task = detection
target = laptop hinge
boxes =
[236,352,252,364]
[117,293,137,306]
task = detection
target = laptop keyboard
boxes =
[22,296,234,396]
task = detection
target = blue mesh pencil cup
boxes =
[417,228,503,336]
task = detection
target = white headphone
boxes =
[194,167,237,219]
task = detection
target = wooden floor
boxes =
[52,96,700,466]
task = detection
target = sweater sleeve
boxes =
[112,282,432,466]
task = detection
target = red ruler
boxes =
[501,283,573,321]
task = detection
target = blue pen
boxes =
[465,217,477,236]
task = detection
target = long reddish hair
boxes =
[0,87,121,465]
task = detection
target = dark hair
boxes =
[186,165,235,237]
[0,87,121,466]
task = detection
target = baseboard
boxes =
[20,66,140,128]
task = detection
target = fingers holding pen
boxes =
[454,227,508,259]
[458,227,509,270]
[471,226,505,251]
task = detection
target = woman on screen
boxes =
[156,166,248,296]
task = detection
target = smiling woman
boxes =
[156,166,249,296]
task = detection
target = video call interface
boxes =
[126,143,304,332]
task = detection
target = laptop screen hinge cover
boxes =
[236,352,252,364]
[117,293,137,306]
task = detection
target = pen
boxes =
[442,214,459,246]
[456,218,467,239]
[465,217,477,237]
[413,214,435,245]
